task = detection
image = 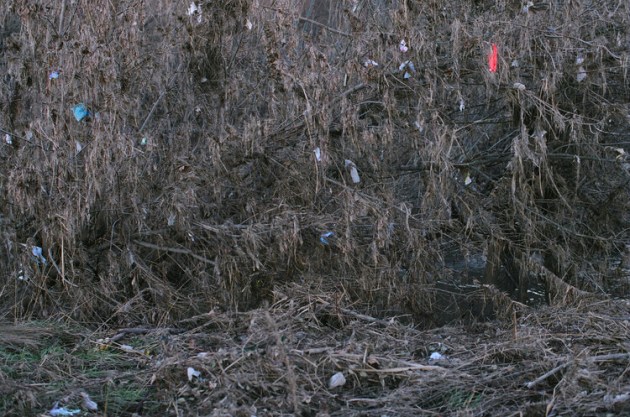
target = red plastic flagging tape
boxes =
[488,43,498,73]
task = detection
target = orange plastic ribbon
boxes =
[488,44,498,73]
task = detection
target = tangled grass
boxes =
[0,0,628,328]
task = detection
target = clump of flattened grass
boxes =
[0,322,152,417]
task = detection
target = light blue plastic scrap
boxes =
[32,246,47,265]
[72,104,89,122]
[320,231,334,245]
[49,403,81,416]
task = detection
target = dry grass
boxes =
[1,0,628,323]
[0,322,55,350]
[0,0,629,413]
[2,284,629,416]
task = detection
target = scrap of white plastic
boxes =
[80,392,98,411]
[398,60,412,71]
[459,98,465,112]
[167,213,176,227]
[4,133,11,144]
[350,167,360,183]
[187,2,202,22]
[345,160,361,183]
[49,71,60,80]
[314,147,322,161]
[399,39,409,53]
[50,403,81,416]
[187,366,201,381]
[511,59,519,68]
[576,54,585,65]
[17,269,27,281]
[614,148,626,160]
[245,19,253,31]
[120,344,134,352]
[576,66,587,82]
[187,2,199,16]
[364,59,379,68]
[399,60,416,79]
[429,352,445,361]
[329,372,346,388]
[141,137,148,146]
[513,82,526,91]
[464,174,472,186]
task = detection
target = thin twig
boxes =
[591,353,630,362]
[298,16,350,37]
[58,0,66,35]
[138,69,181,133]
[525,362,570,389]
[138,90,167,133]
[47,249,78,287]
[133,240,216,265]
[526,352,630,389]
[354,364,446,373]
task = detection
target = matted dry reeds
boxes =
[2,283,628,415]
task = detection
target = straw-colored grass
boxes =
[0,2,629,412]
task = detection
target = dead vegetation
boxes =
[0,0,629,415]
[1,286,629,416]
